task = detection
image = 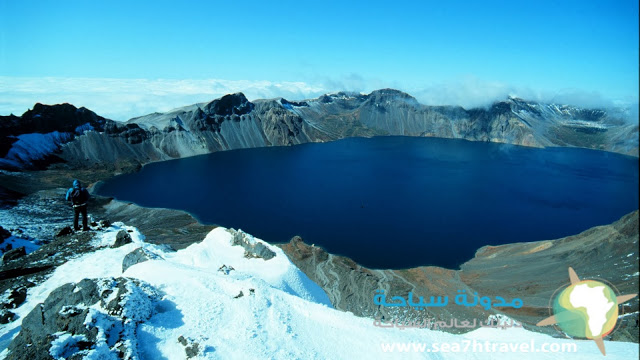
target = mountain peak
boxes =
[25,102,79,118]
[203,93,254,116]
[366,88,420,107]
[368,88,413,98]
[4,103,106,136]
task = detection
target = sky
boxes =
[0,0,638,120]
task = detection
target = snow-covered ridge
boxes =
[0,121,97,169]
[1,225,638,359]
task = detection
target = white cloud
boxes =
[409,77,515,109]
[0,77,327,121]
[0,76,632,121]
[406,76,627,110]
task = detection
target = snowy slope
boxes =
[0,225,637,359]
[0,131,73,169]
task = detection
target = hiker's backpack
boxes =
[70,188,89,205]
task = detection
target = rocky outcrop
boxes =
[5,277,159,360]
[122,247,162,273]
[278,210,640,341]
[229,229,276,260]
[2,90,637,171]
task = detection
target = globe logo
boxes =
[537,267,637,356]
[552,280,618,339]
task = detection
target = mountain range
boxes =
[1,89,637,171]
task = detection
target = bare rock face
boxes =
[5,277,160,360]
[55,226,74,237]
[1,285,28,309]
[97,200,215,250]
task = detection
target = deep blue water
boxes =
[97,137,639,269]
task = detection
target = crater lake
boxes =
[96,136,639,269]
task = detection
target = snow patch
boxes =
[49,332,88,360]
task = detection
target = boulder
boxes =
[122,247,161,272]
[112,230,132,248]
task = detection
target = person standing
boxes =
[65,179,90,231]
